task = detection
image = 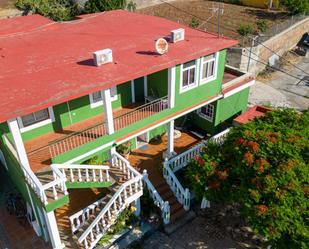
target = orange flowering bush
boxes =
[186,109,309,248]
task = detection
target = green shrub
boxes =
[256,20,268,33]
[84,0,127,13]
[186,109,309,249]
[189,17,200,29]
[237,23,254,36]
[126,0,136,12]
[15,0,78,21]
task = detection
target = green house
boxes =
[0,10,254,249]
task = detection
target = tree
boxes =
[84,0,127,13]
[280,0,309,14]
[15,0,78,21]
[186,109,309,248]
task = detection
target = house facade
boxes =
[0,10,254,249]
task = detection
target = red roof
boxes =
[234,105,272,125]
[0,10,237,123]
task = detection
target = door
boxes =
[134,77,145,103]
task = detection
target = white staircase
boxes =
[163,128,231,211]
[72,152,143,249]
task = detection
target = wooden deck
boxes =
[129,132,202,189]
[25,103,144,173]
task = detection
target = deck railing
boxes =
[143,169,170,224]
[69,196,108,234]
[3,134,68,205]
[48,96,169,158]
[52,164,110,183]
[163,128,231,211]
[78,151,143,249]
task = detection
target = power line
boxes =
[158,0,309,76]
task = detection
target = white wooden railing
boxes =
[77,152,143,249]
[69,196,108,234]
[49,96,169,158]
[3,134,68,205]
[163,128,231,211]
[52,164,110,183]
[163,162,190,211]
[113,96,168,131]
[77,176,143,249]
[142,169,170,224]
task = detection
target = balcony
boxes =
[24,96,168,173]
[223,65,254,90]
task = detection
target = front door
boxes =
[134,77,145,102]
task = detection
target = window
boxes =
[89,86,118,108]
[197,104,214,122]
[21,109,50,127]
[17,107,55,132]
[181,60,197,92]
[200,53,217,84]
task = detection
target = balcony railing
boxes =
[49,96,168,158]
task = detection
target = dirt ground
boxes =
[0,0,15,9]
[138,0,290,46]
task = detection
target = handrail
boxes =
[3,134,19,160]
[78,174,143,245]
[143,169,170,224]
[69,195,107,234]
[52,164,110,170]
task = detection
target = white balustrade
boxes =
[163,128,231,211]
[143,169,170,224]
[69,196,107,234]
[77,152,143,249]
[52,164,110,183]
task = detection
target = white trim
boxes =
[144,76,148,97]
[8,119,31,169]
[102,89,115,135]
[89,86,118,109]
[197,104,215,122]
[116,94,222,146]
[223,80,255,98]
[179,59,199,94]
[131,80,135,103]
[65,141,114,164]
[0,149,8,170]
[43,210,64,249]
[199,52,219,85]
[168,67,176,108]
[17,107,55,133]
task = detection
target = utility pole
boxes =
[269,0,273,9]
[247,36,256,73]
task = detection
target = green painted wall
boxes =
[147,70,168,98]
[0,137,47,239]
[192,88,250,134]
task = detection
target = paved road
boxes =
[249,56,309,111]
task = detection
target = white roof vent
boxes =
[171,28,185,43]
[93,49,113,66]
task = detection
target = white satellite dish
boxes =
[155,38,168,55]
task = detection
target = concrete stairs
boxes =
[155,181,186,223]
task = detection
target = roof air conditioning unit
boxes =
[171,28,185,43]
[93,49,113,66]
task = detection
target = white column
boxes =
[134,198,141,216]
[166,120,175,157]
[43,210,64,249]
[102,89,115,135]
[143,76,148,97]
[168,66,176,108]
[131,80,135,103]
[7,119,30,169]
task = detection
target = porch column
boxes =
[102,88,115,135]
[166,120,175,157]
[7,118,30,169]
[43,210,64,249]
[168,66,176,108]
[134,198,141,216]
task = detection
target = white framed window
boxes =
[0,149,8,170]
[180,60,198,93]
[197,104,214,122]
[89,86,118,108]
[200,52,218,85]
[17,107,55,133]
